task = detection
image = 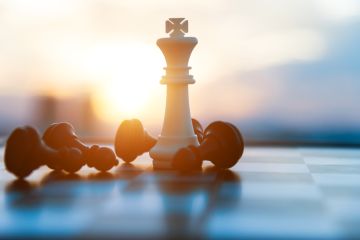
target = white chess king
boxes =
[150,18,199,169]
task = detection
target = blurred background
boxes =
[0,0,359,145]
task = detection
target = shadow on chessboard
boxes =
[4,163,242,215]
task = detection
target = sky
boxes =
[0,0,359,142]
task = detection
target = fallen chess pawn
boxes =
[43,122,118,172]
[192,118,204,143]
[4,126,83,178]
[172,121,244,171]
[114,118,203,163]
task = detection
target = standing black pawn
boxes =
[43,122,118,172]
[114,118,204,163]
[4,126,82,178]
[172,121,244,171]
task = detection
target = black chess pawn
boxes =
[114,119,156,163]
[114,118,204,163]
[172,121,244,171]
[4,126,83,178]
[43,122,118,172]
[192,118,204,143]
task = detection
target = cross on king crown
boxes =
[166,18,188,37]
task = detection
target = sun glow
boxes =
[90,42,164,122]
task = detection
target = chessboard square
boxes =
[133,171,216,185]
[300,148,360,159]
[308,164,360,174]
[320,186,360,199]
[86,192,167,235]
[326,198,360,238]
[83,214,166,238]
[245,147,302,158]
[205,211,341,239]
[238,172,314,183]
[234,162,310,173]
[304,157,360,165]
[312,173,360,187]
[240,182,322,200]
[102,191,164,216]
[241,156,304,164]
[0,206,92,238]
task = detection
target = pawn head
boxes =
[172,145,202,171]
[4,126,43,178]
[58,147,84,173]
[86,146,118,172]
[204,121,244,169]
[115,119,156,163]
[43,122,77,149]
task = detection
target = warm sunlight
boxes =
[90,42,164,122]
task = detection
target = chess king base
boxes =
[150,135,199,169]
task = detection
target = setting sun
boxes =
[90,42,164,122]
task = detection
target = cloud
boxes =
[315,0,360,21]
[1,0,359,93]
[225,19,360,130]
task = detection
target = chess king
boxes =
[150,18,199,169]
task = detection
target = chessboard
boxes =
[1,146,360,239]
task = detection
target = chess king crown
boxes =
[157,18,197,85]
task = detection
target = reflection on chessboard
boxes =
[1,147,360,239]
